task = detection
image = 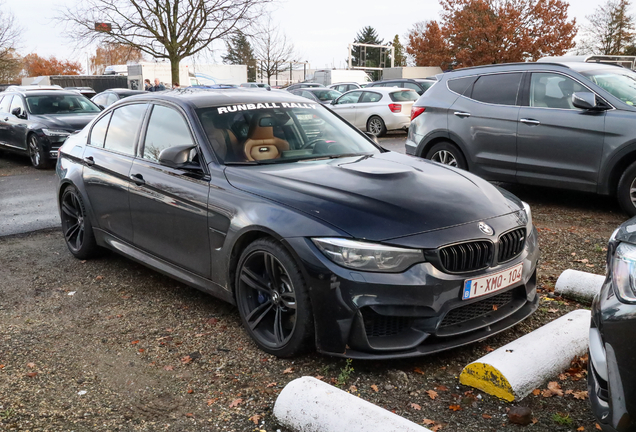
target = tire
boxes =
[60,185,99,260]
[367,116,387,137]
[235,238,314,357]
[617,161,636,217]
[425,141,468,170]
[27,134,51,169]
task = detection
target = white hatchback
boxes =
[328,87,419,136]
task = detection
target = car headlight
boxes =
[312,238,425,273]
[42,129,71,137]
[522,201,532,227]
[612,242,636,302]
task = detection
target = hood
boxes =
[32,114,98,131]
[224,152,523,241]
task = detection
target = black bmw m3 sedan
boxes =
[56,88,539,359]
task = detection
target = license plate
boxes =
[462,263,523,300]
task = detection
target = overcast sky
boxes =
[4,0,624,73]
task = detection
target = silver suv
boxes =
[406,62,636,216]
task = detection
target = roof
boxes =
[106,88,146,95]
[4,89,88,97]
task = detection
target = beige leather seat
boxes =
[243,116,289,161]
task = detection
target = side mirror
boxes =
[158,144,202,170]
[572,92,602,110]
[11,107,24,118]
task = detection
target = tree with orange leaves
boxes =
[90,43,144,75]
[22,54,83,77]
[407,0,577,69]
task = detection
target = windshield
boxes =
[26,95,101,115]
[580,68,636,106]
[311,90,342,101]
[197,102,381,164]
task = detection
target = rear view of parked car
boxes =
[366,78,436,95]
[407,62,636,216]
[330,87,419,136]
[290,88,342,104]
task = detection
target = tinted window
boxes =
[103,104,147,155]
[336,91,363,104]
[142,105,193,162]
[90,113,112,147]
[0,95,12,112]
[106,93,119,106]
[448,76,478,96]
[389,90,419,102]
[9,95,25,114]
[471,73,521,105]
[403,82,423,94]
[360,92,382,103]
[530,72,587,109]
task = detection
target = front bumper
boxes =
[285,224,539,359]
[588,277,636,431]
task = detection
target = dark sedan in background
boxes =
[56,88,538,358]
[0,89,101,168]
[91,88,146,109]
[589,219,636,431]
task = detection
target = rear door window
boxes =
[103,104,147,156]
[335,91,363,104]
[471,73,522,105]
[360,92,382,103]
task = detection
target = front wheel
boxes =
[28,134,51,169]
[235,239,314,357]
[60,186,99,259]
[617,161,636,217]
[367,116,387,137]
[425,141,468,170]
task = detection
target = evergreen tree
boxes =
[579,0,635,55]
[391,35,406,67]
[350,26,384,80]
[222,32,257,82]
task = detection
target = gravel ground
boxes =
[0,149,628,432]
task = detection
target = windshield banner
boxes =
[217,102,317,114]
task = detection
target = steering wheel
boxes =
[300,138,329,150]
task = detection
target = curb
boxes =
[274,376,432,432]
[555,269,605,303]
[459,309,590,402]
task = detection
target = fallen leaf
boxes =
[574,259,589,263]
[164,365,174,371]
[436,385,449,391]
[485,345,494,352]
[410,402,421,410]
[0,365,4,369]
[27,362,36,369]
[282,367,293,374]
[413,367,425,375]
[573,390,588,400]
[449,404,461,411]
[187,389,193,394]
[423,419,436,426]
[249,414,262,425]
[532,389,541,396]
[206,398,218,406]
[431,425,443,432]
[597,424,602,430]
[229,398,243,408]
[266,382,277,388]
[565,389,574,395]
[185,413,193,417]
[95,275,104,280]
[586,264,595,268]
[426,390,438,400]
[206,318,219,325]
[349,385,357,392]
[181,355,192,364]
[532,418,538,424]
[80,260,87,263]
[314,375,324,380]
[549,308,559,313]
[371,384,379,392]
[558,373,568,380]
[542,389,554,398]
[547,381,564,396]
[131,340,140,345]
[138,348,145,353]
[492,304,498,311]
[26,372,37,377]
[577,427,585,431]
[482,414,492,419]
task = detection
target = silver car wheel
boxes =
[431,150,458,167]
[629,177,636,207]
[368,118,383,135]
[28,135,41,167]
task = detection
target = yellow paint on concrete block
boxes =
[459,363,515,402]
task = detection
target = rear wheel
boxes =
[617,161,636,217]
[367,116,387,137]
[235,238,314,357]
[60,186,99,259]
[425,141,468,170]
[28,134,51,169]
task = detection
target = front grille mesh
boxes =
[439,290,514,328]
[498,228,526,263]
[439,241,493,273]
[362,309,412,338]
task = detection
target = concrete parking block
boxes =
[274,376,432,432]
[459,309,590,402]
[555,269,605,303]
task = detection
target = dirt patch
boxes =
[0,181,625,431]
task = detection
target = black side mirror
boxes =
[572,92,604,110]
[158,144,202,171]
[11,107,24,118]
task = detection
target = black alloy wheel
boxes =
[60,186,98,259]
[425,141,468,170]
[236,239,314,357]
[28,134,49,169]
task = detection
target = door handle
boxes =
[454,111,471,118]
[83,156,94,166]
[129,173,145,185]
[3,117,7,121]
[520,118,541,126]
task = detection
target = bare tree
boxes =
[57,0,272,84]
[252,17,296,85]
[578,0,635,54]
[0,2,21,83]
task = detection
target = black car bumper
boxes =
[285,226,539,359]
[588,277,636,432]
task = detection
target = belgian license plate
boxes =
[462,263,523,300]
